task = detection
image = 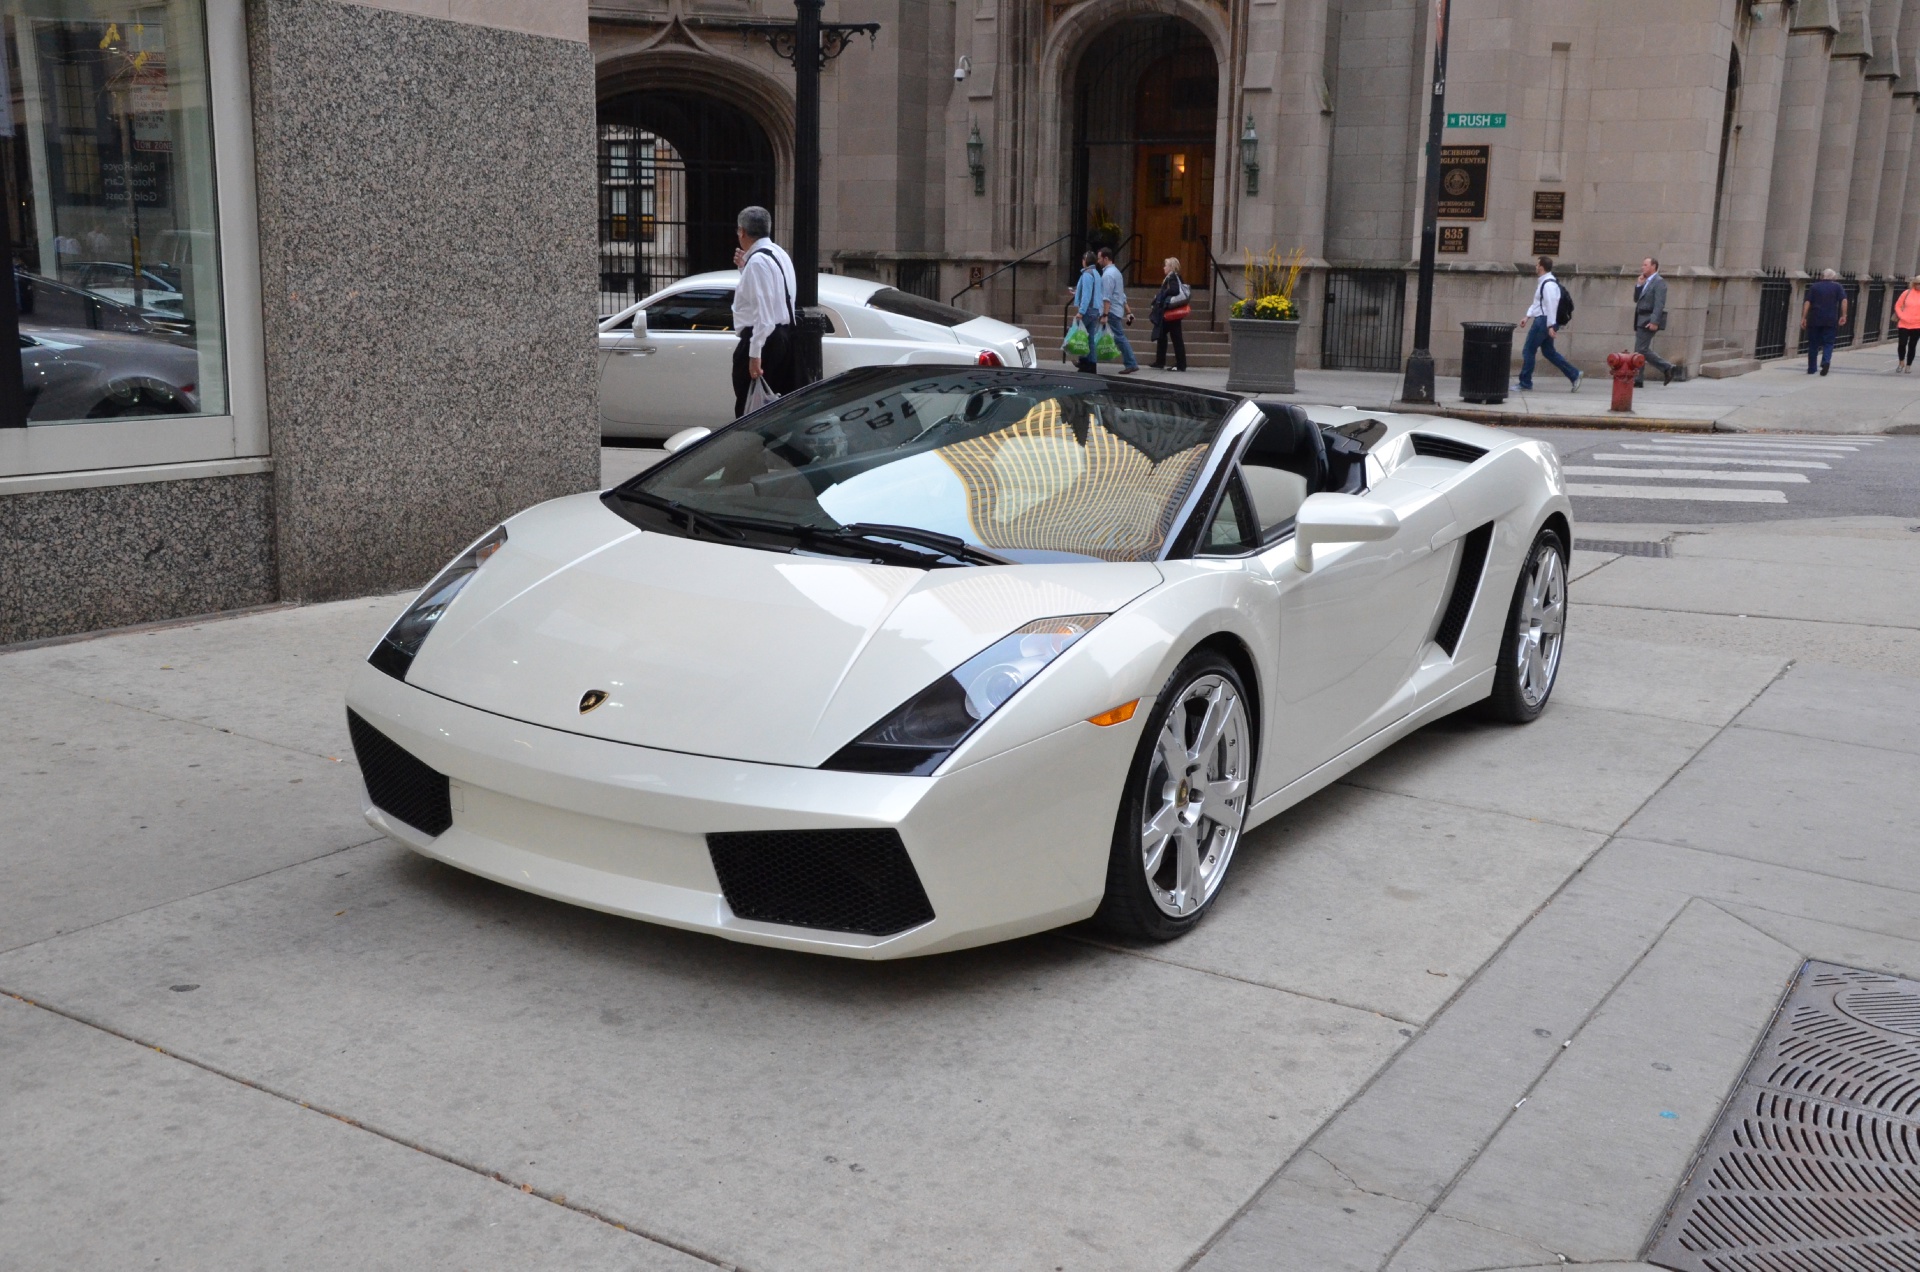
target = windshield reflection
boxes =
[627,369,1237,564]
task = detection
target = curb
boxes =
[1387,403,1718,432]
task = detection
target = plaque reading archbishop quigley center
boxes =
[1437,145,1490,221]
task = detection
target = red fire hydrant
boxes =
[1607,351,1646,413]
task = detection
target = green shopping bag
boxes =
[1094,327,1121,363]
[1063,319,1091,358]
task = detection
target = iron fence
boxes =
[1838,276,1861,348]
[597,123,772,316]
[1755,270,1792,360]
[1320,269,1407,372]
[896,260,940,300]
[1865,280,1887,343]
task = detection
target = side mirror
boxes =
[1294,493,1400,573]
[631,308,647,337]
[664,426,711,454]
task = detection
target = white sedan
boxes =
[346,368,1571,958]
[597,272,1036,439]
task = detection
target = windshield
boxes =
[619,368,1237,564]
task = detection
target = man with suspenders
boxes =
[729,205,799,416]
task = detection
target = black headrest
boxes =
[1249,403,1327,488]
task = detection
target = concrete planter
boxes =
[1225,318,1299,394]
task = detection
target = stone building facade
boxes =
[592,0,1920,376]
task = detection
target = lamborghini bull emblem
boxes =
[579,689,609,714]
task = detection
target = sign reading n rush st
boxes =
[1437,145,1490,221]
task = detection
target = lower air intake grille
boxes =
[346,710,453,837]
[1433,523,1494,657]
[1646,961,1920,1271]
[708,829,935,936]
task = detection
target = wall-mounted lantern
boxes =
[967,122,987,196]
[1240,116,1260,196]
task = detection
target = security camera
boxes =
[955,55,971,82]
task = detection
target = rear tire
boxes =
[1479,526,1568,723]
[1094,651,1254,941]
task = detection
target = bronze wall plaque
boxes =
[1439,225,1471,254]
[1532,231,1562,256]
[1533,190,1565,222]
[1437,145,1490,220]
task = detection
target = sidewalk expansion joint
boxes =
[0,991,749,1271]
[1576,600,1920,632]
[19,675,361,766]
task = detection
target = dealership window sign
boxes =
[1437,145,1489,221]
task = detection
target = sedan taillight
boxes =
[976,350,1004,367]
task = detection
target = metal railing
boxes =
[1839,275,1861,348]
[1199,237,1242,331]
[1755,270,1791,361]
[1865,279,1887,344]
[949,231,1075,325]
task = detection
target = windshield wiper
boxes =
[834,523,1013,567]
[608,488,746,541]
[784,523,955,569]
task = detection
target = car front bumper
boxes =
[344,665,1143,958]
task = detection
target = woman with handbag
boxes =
[1150,257,1191,372]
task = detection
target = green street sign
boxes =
[1447,112,1507,129]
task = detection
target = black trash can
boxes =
[1459,322,1517,404]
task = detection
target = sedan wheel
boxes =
[1097,653,1253,940]
[1481,526,1568,723]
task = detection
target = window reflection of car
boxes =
[19,322,201,421]
[597,272,1038,439]
[69,259,187,316]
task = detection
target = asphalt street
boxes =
[1519,427,1920,524]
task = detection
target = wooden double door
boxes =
[1133,145,1214,286]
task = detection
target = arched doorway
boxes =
[1072,17,1217,285]
[597,90,775,313]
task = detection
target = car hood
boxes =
[405,493,1162,766]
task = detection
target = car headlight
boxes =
[823,613,1106,775]
[368,525,507,681]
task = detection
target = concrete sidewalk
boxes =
[1118,342,1920,434]
[3,518,1918,1270]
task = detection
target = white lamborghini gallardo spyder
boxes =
[345,366,1571,958]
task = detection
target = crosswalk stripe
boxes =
[1621,444,1855,458]
[1566,483,1789,503]
[1591,453,1830,469]
[1654,436,1871,446]
[1564,466,1809,483]
[1632,441,1862,452]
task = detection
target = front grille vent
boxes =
[1433,523,1495,657]
[346,710,453,837]
[1646,961,1920,1270]
[708,829,935,936]
[1410,433,1489,464]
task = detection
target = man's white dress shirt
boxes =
[1525,274,1564,326]
[732,238,798,359]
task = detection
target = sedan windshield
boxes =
[616,367,1238,564]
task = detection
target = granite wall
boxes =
[0,474,276,645]
[248,0,600,602]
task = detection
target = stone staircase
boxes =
[1018,289,1235,369]
[1694,337,1762,380]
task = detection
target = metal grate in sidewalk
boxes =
[1645,961,1920,1270]
[1574,537,1673,558]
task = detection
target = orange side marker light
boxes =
[1088,699,1140,727]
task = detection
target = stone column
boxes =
[1721,2,1793,271]
[1806,0,1871,272]
[249,0,599,601]
[1763,0,1840,270]
[1873,96,1917,275]
[1843,0,1900,273]
[1891,0,1920,271]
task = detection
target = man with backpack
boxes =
[1516,256,1583,393]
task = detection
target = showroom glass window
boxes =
[1,0,225,427]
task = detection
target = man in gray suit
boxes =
[1633,257,1677,387]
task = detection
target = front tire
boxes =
[1479,526,1568,723]
[1094,651,1254,941]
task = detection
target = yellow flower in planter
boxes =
[1231,294,1299,321]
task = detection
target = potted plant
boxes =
[1226,247,1304,394]
[1087,204,1121,253]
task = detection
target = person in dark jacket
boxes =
[1149,257,1190,371]
[1802,269,1849,376]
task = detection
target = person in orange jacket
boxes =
[1894,275,1920,374]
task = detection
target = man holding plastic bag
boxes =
[1065,250,1101,373]
[730,205,799,416]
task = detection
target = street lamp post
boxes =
[791,0,824,385]
[1400,0,1454,406]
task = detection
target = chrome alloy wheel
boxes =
[1515,542,1567,709]
[1139,675,1251,918]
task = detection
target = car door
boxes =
[1208,411,1458,798]
[598,287,736,431]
